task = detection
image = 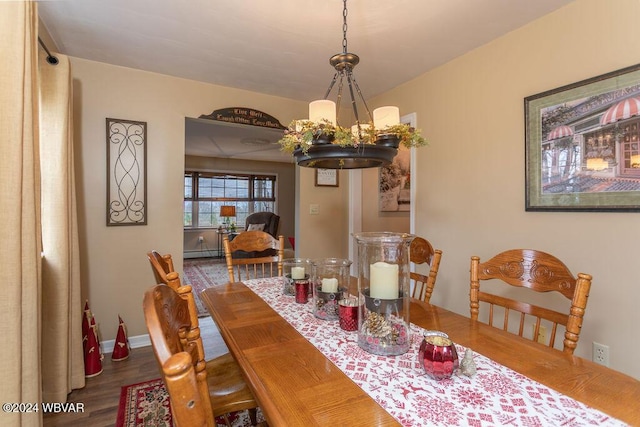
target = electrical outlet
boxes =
[592,342,610,367]
[198,236,204,243]
[533,325,547,344]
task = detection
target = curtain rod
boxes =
[38,37,59,65]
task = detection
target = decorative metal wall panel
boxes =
[106,118,147,225]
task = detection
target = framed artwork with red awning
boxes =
[525,63,640,212]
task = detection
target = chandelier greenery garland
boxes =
[278,119,427,156]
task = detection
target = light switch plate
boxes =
[310,204,319,215]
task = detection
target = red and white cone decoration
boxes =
[84,303,104,377]
[82,300,91,352]
[111,315,130,361]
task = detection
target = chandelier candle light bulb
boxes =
[309,100,337,126]
[351,123,371,138]
[373,106,400,129]
[369,261,399,299]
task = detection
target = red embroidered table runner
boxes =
[244,278,627,427]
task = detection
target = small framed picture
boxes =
[315,168,339,187]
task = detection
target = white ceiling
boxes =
[38,0,574,162]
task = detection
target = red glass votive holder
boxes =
[295,280,309,304]
[418,335,459,380]
[338,298,359,331]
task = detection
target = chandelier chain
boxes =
[342,0,348,53]
[277,0,426,169]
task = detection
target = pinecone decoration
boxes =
[364,312,392,338]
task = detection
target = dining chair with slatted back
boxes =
[409,237,443,304]
[223,231,284,283]
[147,250,176,286]
[470,249,592,354]
[143,283,260,426]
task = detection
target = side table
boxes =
[216,229,230,258]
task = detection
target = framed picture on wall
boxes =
[315,168,339,187]
[525,63,640,211]
[379,113,415,212]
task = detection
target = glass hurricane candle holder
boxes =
[353,232,414,356]
[311,258,352,320]
[282,258,312,297]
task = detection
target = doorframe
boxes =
[348,113,418,272]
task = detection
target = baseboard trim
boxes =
[101,333,150,354]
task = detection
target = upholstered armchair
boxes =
[235,212,280,258]
[245,212,280,238]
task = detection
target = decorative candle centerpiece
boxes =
[311,258,352,320]
[418,333,459,381]
[282,258,312,299]
[352,232,414,356]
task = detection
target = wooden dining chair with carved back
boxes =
[470,249,592,354]
[143,282,260,426]
[223,231,284,283]
[147,250,177,288]
[409,237,443,304]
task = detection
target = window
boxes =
[184,171,276,228]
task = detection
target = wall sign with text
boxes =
[199,107,286,130]
[315,169,339,187]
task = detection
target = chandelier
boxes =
[278,0,426,169]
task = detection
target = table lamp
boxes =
[220,205,236,228]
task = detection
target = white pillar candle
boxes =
[373,106,400,129]
[291,266,305,280]
[309,100,337,126]
[351,123,370,138]
[321,277,339,293]
[369,261,399,299]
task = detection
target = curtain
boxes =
[0,2,84,424]
[39,47,85,400]
[0,1,43,426]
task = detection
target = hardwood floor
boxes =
[43,317,228,426]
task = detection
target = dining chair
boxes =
[143,283,260,426]
[409,237,443,304]
[147,250,176,287]
[470,249,592,354]
[223,230,284,283]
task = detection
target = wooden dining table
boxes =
[200,280,640,426]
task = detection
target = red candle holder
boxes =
[338,298,359,331]
[295,280,310,304]
[418,334,459,381]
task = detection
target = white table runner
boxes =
[244,278,628,427]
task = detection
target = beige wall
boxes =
[183,156,296,255]
[371,0,640,379]
[71,58,315,341]
[297,167,350,260]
